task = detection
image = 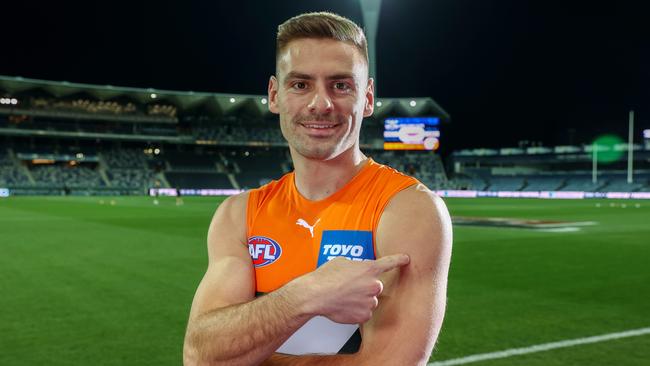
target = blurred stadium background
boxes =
[1,74,648,366]
[1,1,650,365]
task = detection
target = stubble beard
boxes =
[281,113,355,161]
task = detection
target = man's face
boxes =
[268,38,374,161]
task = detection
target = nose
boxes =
[307,84,333,114]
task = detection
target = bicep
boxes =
[188,193,255,321]
[361,185,452,364]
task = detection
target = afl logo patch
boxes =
[248,236,282,267]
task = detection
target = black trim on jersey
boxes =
[337,328,361,354]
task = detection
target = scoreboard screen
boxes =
[384,117,440,151]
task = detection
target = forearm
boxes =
[262,353,362,366]
[184,282,313,366]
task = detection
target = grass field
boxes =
[1,196,649,365]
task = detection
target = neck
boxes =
[291,146,368,201]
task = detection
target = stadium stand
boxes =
[1,75,453,196]
[450,144,650,192]
[369,150,448,189]
[165,172,233,189]
[107,169,154,189]
[559,175,607,192]
[521,175,565,191]
[228,148,289,189]
[102,148,156,190]
[600,173,649,192]
[486,176,525,191]
[164,150,219,172]
[6,75,639,196]
[103,148,148,169]
[30,164,105,188]
[0,149,30,186]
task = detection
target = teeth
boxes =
[304,124,334,129]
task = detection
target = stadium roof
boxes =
[0,75,450,122]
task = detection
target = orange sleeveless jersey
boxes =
[246,159,418,293]
[246,159,418,355]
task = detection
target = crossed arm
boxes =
[183,184,453,366]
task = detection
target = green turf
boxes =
[1,196,648,365]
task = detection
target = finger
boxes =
[377,279,384,296]
[370,279,384,296]
[373,254,410,273]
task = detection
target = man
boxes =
[184,12,452,366]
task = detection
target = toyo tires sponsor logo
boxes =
[248,236,282,267]
[321,244,365,259]
[317,230,374,267]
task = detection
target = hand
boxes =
[300,254,410,324]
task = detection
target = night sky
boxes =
[2,0,648,153]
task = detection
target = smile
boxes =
[302,124,337,129]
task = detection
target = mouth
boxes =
[300,122,338,129]
[298,121,340,136]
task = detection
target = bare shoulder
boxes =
[207,191,251,258]
[385,183,449,219]
[377,183,452,261]
[214,190,250,218]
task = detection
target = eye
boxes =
[292,81,307,90]
[334,82,350,91]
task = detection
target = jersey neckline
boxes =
[290,158,376,206]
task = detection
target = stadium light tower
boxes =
[359,0,381,96]
[627,110,634,184]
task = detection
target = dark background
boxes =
[2,0,648,152]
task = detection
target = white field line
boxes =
[535,227,582,233]
[428,327,650,366]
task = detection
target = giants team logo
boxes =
[248,236,282,268]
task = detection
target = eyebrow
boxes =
[284,71,355,81]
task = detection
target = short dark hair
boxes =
[276,12,368,65]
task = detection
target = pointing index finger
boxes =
[373,254,410,274]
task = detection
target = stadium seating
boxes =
[521,176,565,191]
[103,148,148,169]
[164,151,219,171]
[558,175,606,192]
[228,149,288,189]
[30,164,106,188]
[165,171,233,189]
[5,77,650,197]
[369,151,448,189]
[0,150,30,186]
[106,170,154,189]
[486,176,525,191]
[600,174,649,192]
[193,123,285,144]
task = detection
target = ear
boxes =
[363,78,375,118]
[268,75,279,114]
